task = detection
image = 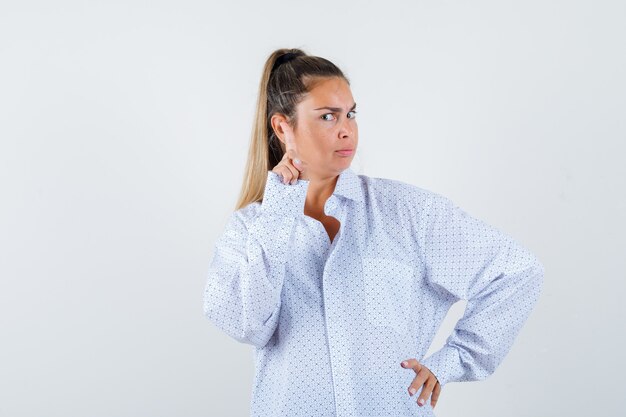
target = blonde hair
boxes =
[234,47,350,211]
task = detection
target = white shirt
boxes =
[203,167,544,417]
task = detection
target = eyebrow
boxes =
[313,102,357,112]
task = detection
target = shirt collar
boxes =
[333,166,363,202]
[298,166,363,202]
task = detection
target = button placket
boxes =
[320,195,353,416]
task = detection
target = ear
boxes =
[270,113,289,147]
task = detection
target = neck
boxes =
[304,173,339,214]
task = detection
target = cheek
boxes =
[294,138,320,160]
[296,126,339,159]
[298,130,325,154]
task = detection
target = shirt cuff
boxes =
[261,170,310,217]
[420,345,464,387]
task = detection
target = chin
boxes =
[333,159,353,173]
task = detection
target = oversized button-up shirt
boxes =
[203,167,544,417]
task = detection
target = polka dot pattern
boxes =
[203,167,544,417]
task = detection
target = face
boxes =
[273,77,358,179]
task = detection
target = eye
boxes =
[321,113,335,121]
[348,110,357,119]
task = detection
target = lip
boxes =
[335,149,354,156]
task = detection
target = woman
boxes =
[203,48,544,417]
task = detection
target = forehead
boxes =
[300,77,353,106]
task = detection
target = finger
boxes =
[400,358,423,373]
[280,163,299,184]
[275,165,297,184]
[276,150,299,181]
[402,360,439,408]
[407,367,429,399]
[276,154,300,177]
[431,382,441,408]
[280,122,302,171]
[401,358,433,403]
[401,358,423,395]
[280,121,296,152]
[279,151,299,175]
[415,376,437,407]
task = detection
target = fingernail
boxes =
[401,361,407,367]
[409,388,416,396]
[418,398,425,406]
[294,158,301,165]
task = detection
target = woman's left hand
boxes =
[401,358,441,408]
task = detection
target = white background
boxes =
[1,1,624,416]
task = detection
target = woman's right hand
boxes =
[272,121,305,185]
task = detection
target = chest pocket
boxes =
[361,256,415,335]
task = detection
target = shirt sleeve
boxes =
[417,192,545,386]
[202,170,309,348]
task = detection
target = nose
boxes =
[338,116,354,139]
